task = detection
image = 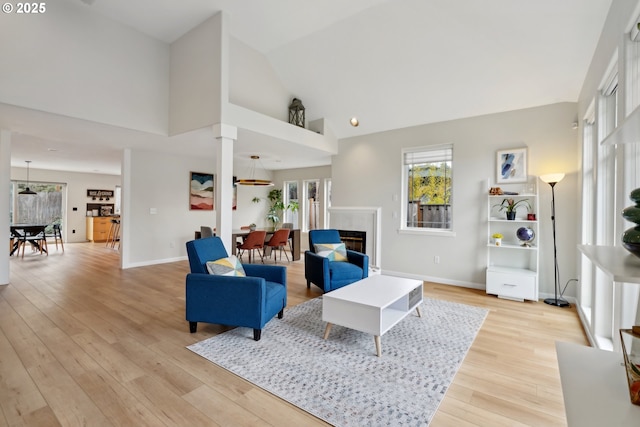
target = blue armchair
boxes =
[305,229,369,293]
[185,236,287,341]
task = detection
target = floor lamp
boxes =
[540,173,570,307]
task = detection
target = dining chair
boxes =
[20,226,48,258]
[237,225,251,245]
[50,224,64,252]
[237,230,267,263]
[264,228,290,263]
[200,226,214,238]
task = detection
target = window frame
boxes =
[399,144,455,237]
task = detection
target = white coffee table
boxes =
[322,274,423,357]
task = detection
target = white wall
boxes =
[0,0,169,134]
[122,147,273,267]
[332,103,579,297]
[169,13,224,135]
[229,37,291,122]
[578,0,638,115]
[125,149,217,266]
[10,167,121,243]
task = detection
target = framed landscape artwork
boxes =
[496,148,527,184]
[190,172,214,210]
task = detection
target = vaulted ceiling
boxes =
[5,0,613,174]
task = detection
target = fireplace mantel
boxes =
[328,207,381,268]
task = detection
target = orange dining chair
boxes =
[264,228,291,263]
[237,230,267,263]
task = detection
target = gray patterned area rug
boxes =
[187,297,488,426]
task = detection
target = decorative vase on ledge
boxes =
[620,327,640,406]
[622,188,640,258]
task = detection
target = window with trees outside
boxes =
[402,144,453,231]
[303,179,319,232]
[283,181,298,229]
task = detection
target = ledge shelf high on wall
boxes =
[577,245,640,352]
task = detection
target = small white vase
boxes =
[494,238,502,246]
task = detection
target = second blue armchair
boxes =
[305,229,369,293]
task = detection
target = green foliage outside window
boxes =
[407,162,452,205]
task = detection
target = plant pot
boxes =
[494,238,502,246]
[506,212,516,220]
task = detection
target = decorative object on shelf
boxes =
[190,171,214,210]
[249,223,256,231]
[516,227,535,247]
[622,188,640,258]
[527,213,536,220]
[492,233,503,246]
[496,148,527,184]
[619,326,640,406]
[288,98,305,128]
[87,189,114,201]
[489,187,503,195]
[540,173,569,307]
[237,155,274,186]
[18,160,37,195]
[494,198,531,220]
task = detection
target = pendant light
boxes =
[236,155,274,186]
[19,160,37,195]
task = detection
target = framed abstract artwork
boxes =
[190,172,214,210]
[496,148,527,184]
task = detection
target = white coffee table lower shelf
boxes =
[322,275,423,357]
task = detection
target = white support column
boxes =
[0,130,11,285]
[213,123,237,254]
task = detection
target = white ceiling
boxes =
[6,0,613,175]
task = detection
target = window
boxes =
[579,102,596,323]
[402,144,453,231]
[324,179,332,228]
[11,180,66,234]
[596,67,619,246]
[303,179,320,232]
[283,181,298,228]
[114,185,122,215]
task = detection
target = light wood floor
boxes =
[0,243,588,426]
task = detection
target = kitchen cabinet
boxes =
[86,217,111,242]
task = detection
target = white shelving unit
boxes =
[486,178,539,302]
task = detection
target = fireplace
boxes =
[338,230,366,253]
[328,207,381,268]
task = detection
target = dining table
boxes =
[231,228,301,261]
[10,224,48,256]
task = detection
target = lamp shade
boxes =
[236,155,274,187]
[539,173,565,184]
[18,160,37,195]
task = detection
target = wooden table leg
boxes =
[374,335,381,357]
[323,323,333,340]
[415,306,422,317]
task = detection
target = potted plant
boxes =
[492,233,503,246]
[252,189,299,230]
[494,198,530,220]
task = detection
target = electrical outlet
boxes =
[434,256,440,264]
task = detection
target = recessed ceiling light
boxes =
[350,117,359,127]
[47,148,57,152]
